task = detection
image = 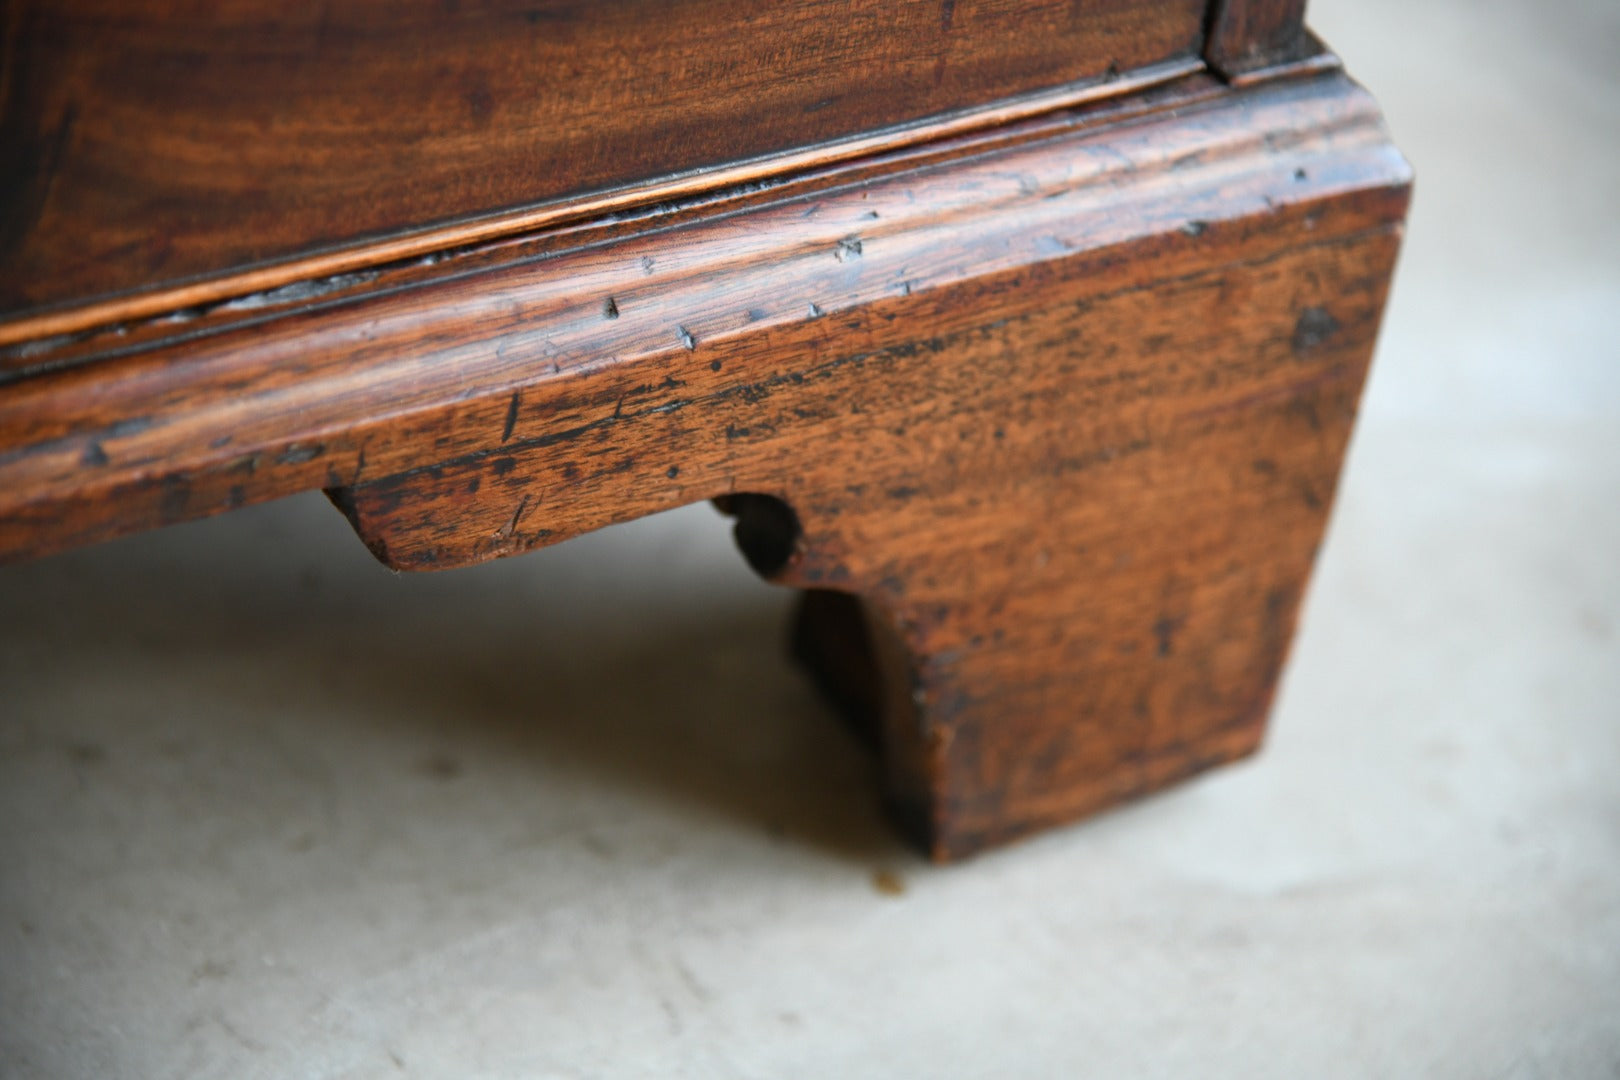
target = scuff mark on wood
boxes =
[494,493,530,539]
[502,390,521,442]
[276,443,323,466]
[1291,306,1340,355]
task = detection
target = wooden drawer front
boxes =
[0,0,1207,323]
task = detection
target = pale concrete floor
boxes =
[3,1,1618,1076]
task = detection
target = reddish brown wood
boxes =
[1205,0,1325,80]
[0,70,1409,859]
[0,0,1206,330]
[0,74,1215,378]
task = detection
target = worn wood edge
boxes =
[0,57,1202,352]
[0,71,1232,385]
[0,73,1413,565]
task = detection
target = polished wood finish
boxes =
[1204,0,1337,87]
[0,68,1409,857]
[0,0,1207,328]
[1206,0,1310,76]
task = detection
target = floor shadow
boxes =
[314,602,904,864]
[0,493,907,865]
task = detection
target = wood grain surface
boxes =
[0,0,1206,328]
[0,70,1409,857]
[1206,0,1321,79]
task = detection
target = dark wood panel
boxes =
[0,0,1206,324]
[1206,0,1317,78]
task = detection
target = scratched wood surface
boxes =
[0,0,1209,330]
[0,70,1409,857]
